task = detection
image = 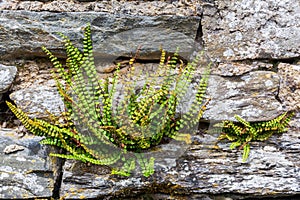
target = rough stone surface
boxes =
[204,70,282,121]
[0,128,55,199]
[202,0,300,61]
[1,0,202,16]
[10,60,54,91]
[0,10,200,61]
[9,85,64,118]
[0,64,17,102]
[278,63,300,111]
[59,121,300,199]
[211,61,274,76]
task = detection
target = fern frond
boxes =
[136,154,155,177]
[242,143,250,162]
[177,52,211,131]
[234,115,251,128]
[111,157,136,177]
[216,112,294,162]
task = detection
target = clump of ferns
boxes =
[7,24,211,177]
[214,112,294,162]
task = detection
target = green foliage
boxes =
[216,112,294,162]
[7,24,210,177]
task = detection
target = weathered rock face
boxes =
[9,85,64,118]
[0,128,56,199]
[204,70,282,121]
[278,63,300,110]
[1,0,201,16]
[0,0,300,199]
[0,64,17,102]
[0,10,200,60]
[59,126,300,199]
[202,0,300,61]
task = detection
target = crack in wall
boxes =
[232,57,300,65]
[51,154,66,199]
[195,12,204,48]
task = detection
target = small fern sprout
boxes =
[216,112,294,162]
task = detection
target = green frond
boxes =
[242,143,250,162]
[6,101,57,137]
[136,154,155,177]
[234,115,251,128]
[49,153,88,162]
[229,141,242,149]
[111,158,136,177]
[216,112,294,162]
[177,53,211,131]
[42,46,72,85]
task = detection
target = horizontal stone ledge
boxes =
[204,70,283,121]
[59,123,300,199]
[0,10,200,61]
[1,1,202,16]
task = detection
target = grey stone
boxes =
[59,122,300,199]
[19,0,51,1]
[0,64,17,102]
[202,0,300,61]
[94,26,197,61]
[1,0,202,16]
[0,128,55,199]
[204,71,283,121]
[9,85,64,118]
[0,10,200,61]
[277,63,300,111]
[212,62,273,76]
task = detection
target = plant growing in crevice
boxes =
[7,24,211,177]
[214,112,294,162]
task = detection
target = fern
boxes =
[7,24,210,176]
[216,112,294,162]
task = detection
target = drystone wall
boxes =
[0,0,299,199]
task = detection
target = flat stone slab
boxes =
[9,85,64,118]
[59,119,300,199]
[0,10,200,61]
[202,0,300,61]
[204,70,283,121]
[0,128,55,199]
[1,0,201,17]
